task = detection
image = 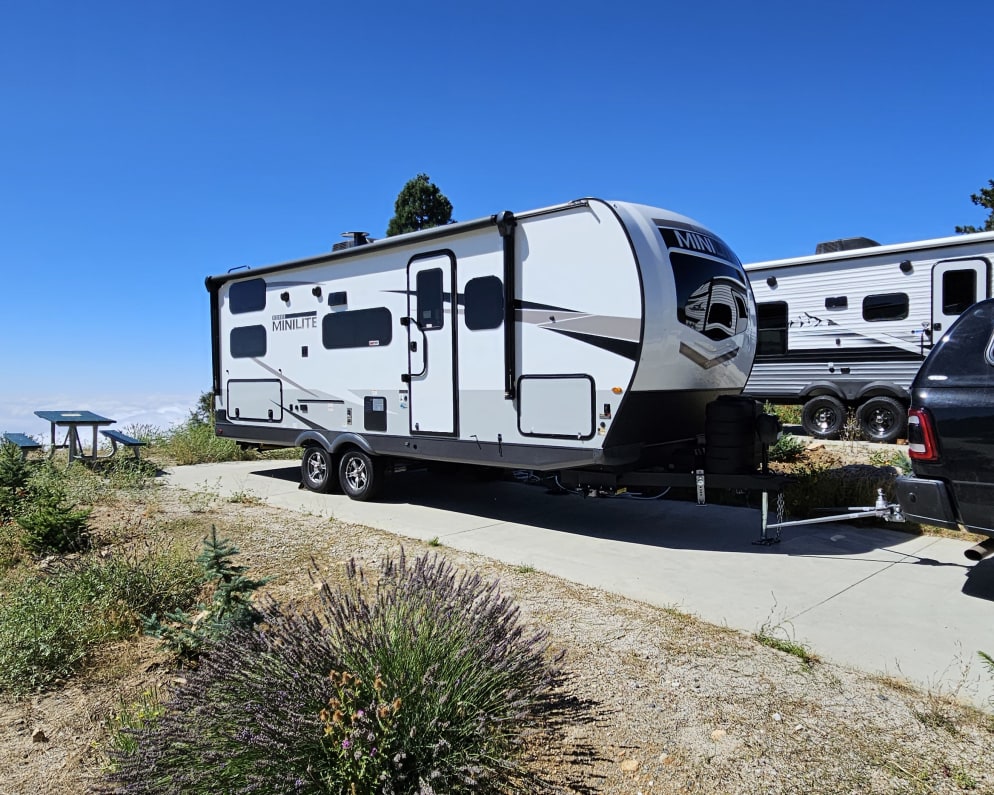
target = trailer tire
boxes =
[301,446,335,493]
[857,397,905,443]
[801,396,846,439]
[338,449,383,501]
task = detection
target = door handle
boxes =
[403,317,428,379]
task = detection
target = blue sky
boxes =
[2,0,992,436]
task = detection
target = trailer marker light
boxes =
[612,387,623,394]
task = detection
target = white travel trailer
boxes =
[744,230,994,441]
[206,198,759,500]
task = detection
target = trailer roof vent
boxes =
[333,231,373,251]
[814,237,880,255]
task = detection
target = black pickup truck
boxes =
[896,298,994,546]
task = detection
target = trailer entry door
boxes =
[406,252,458,435]
[930,258,989,345]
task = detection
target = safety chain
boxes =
[774,490,785,542]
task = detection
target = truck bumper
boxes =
[895,476,961,531]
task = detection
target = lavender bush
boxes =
[105,551,573,794]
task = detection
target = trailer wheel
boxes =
[338,449,382,501]
[301,446,335,493]
[801,396,846,439]
[857,397,906,443]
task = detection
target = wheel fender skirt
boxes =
[294,430,333,450]
[856,383,910,402]
[799,382,845,401]
[293,431,374,456]
[328,433,374,455]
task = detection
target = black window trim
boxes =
[755,300,789,356]
[940,268,978,316]
[229,278,267,314]
[230,324,267,358]
[862,292,909,323]
[416,267,445,331]
[464,274,505,331]
[322,306,394,350]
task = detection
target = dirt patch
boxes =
[3,460,994,794]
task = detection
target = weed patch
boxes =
[158,422,249,466]
[754,622,819,668]
[768,433,807,463]
[0,549,199,693]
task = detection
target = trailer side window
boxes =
[825,296,848,310]
[229,278,266,314]
[756,302,788,356]
[417,268,444,330]
[942,269,977,315]
[862,293,908,322]
[464,276,504,330]
[322,307,393,349]
[230,325,267,358]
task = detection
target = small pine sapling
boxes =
[0,441,31,521]
[15,483,91,553]
[144,525,269,661]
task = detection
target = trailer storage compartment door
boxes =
[227,379,283,422]
[517,375,595,439]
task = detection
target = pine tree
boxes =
[385,173,454,236]
[956,179,994,233]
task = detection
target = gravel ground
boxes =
[3,470,994,795]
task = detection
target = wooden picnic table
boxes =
[34,410,115,464]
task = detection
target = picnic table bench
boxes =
[2,432,43,458]
[101,429,147,460]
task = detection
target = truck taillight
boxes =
[907,407,939,461]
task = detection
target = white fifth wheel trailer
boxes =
[743,230,994,442]
[207,198,768,501]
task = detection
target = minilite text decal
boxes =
[272,311,317,331]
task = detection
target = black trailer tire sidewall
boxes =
[801,396,846,439]
[301,446,334,493]
[857,397,906,443]
[338,449,382,501]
